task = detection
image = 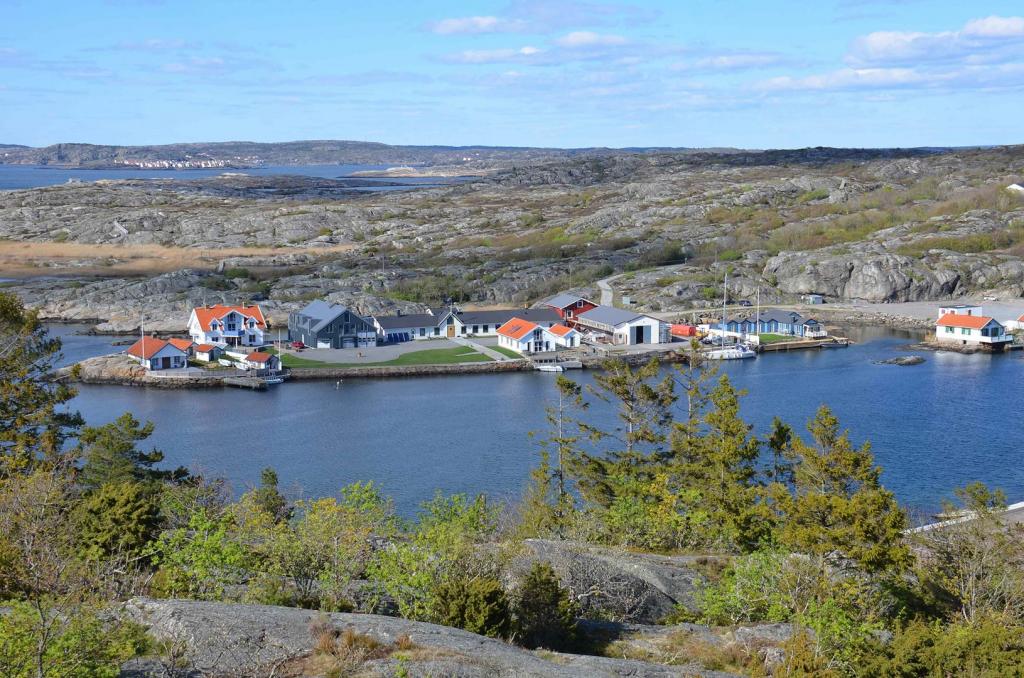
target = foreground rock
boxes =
[510,539,718,624]
[120,597,739,677]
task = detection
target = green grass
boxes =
[757,333,799,345]
[491,346,523,359]
[277,346,492,369]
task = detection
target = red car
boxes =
[290,341,305,350]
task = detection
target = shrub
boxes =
[223,267,250,279]
[73,481,161,562]
[431,577,512,638]
[513,563,578,651]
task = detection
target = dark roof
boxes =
[292,300,351,333]
[455,308,561,325]
[374,313,438,330]
[577,305,649,326]
[542,293,593,309]
[724,309,820,326]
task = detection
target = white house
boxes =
[373,306,561,343]
[193,343,222,363]
[935,308,1011,349]
[575,305,665,345]
[188,304,267,347]
[244,351,281,372]
[497,318,577,354]
[126,336,188,370]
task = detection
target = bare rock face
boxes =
[509,540,717,624]
[120,597,738,677]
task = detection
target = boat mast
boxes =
[722,271,727,349]
[755,285,760,344]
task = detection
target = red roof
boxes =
[497,317,538,340]
[167,338,194,351]
[548,324,575,337]
[194,343,217,352]
[246,351,274,363]
[192,305,267,332]
[127,336,170,360]
[936,313,995,329]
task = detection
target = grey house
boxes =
[288,300,378,349]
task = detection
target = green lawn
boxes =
[276,346,492,369]
[491,346,524,359]
[758,333,799,344]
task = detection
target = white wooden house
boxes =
[188,305,267,347]
[126,337,188,370]
[935,308,1011,349]
[575,306,665,345]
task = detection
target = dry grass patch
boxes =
[0,241,356,277]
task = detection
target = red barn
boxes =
[541,293,598,327]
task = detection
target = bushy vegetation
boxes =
[2,293,1024,675]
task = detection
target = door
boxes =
[161,357,170,369]
[447,325,455,337]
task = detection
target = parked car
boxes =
[290,341,305,350]
[738,300,752,307]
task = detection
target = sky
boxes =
[1,0,1023,149]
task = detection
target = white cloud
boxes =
[555,31,627,48]
[428,16,527,35]
[162,57,226,74]
[963,15,1024,38]
[442,46,543,64]
[758,67,928,91]
[848,15,1024,65]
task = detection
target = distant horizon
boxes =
[0,138,1011,153]
[3,1,1024,148]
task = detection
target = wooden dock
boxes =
[223,376,267,390]
[758,337,852,352]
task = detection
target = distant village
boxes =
[121,290,1024,382]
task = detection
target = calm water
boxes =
[0,164,453,191]
[50,324,1024,516]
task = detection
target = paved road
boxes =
[450,335,517,362]
[596,274,621,306]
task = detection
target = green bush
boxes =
[695,550,795,625]
[73,481,161,562]
[513,563,578,651]
[0,602,147,678]
[431,577,511,638]
[223,267,251,279]
[862,617,1024,676]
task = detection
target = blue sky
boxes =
[1,0,1023,148]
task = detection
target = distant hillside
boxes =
[0,139,707,169]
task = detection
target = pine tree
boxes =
[249,467,290,522]
[77,412,187,491]
[779,405,909,573]
[520,376,586,537]
[570,358,676,508]
[0,292,82,475]
[671,374,770,551]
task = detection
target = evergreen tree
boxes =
[73,481,161,561]
[0,292,82,475]
[514,562,578,651]
[671,374,770,551]
[248,467,290,523]
[77,412,187,491]
[570,358,676,508]
[520,376,586,537]
[779,405,909,573]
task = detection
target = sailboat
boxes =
[705,272,756,360]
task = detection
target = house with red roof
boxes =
[935,306,1011,350]
[126,336,188,370]
[244,351,280,372]
[497,318,579,354]
[187,304,267,348]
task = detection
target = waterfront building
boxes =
[575,305,666,345]
[126,336,188,370]
[540,293,598,326]
[935,308,1011,349]
[373,305,560,343]
[188,304,267,348]
[497,318,577,354]
[288,300,377,349]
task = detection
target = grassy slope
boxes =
[491,346,523,359]
[277,346,491,369]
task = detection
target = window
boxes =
[962,327,970,335]
[945,326,954,334]
[419,327,425,337]
[576,300,583,307]
[433,327,440,336]
[473,325,479,334]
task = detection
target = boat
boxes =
[705,344,757,360]
[264,376,285,385]
[536,364,564,372]
[705,273,756,360]
[819,339,849,349]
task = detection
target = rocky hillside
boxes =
[2,145,1023,329]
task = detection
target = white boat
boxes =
[264,376,285,385]
[706,273,756,361]
[536,364,564,372]
[705,344,757,360]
